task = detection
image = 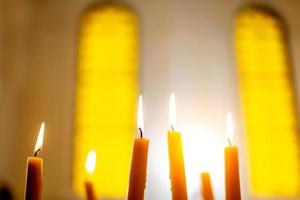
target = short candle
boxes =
[201,172,214,200]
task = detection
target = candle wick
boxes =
[138,127,143,138]
[227,138,232,146]
[169,125,175,132]
[34,148,41,157]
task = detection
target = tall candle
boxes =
[128,95,149,200]
[224,112,241,200]
[200,172,214,200]
[24,122,45,200]
[167,93,188,200]
[85,151,97,200]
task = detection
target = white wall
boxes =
[1,0,300,199]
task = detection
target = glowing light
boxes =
[34,122,45,154]
[86,151,97,175]
[169,93,176,129]
[182,126,225,198]
[226,112,233,145]
[137,95,144,133]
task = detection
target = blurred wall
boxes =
[1,0,300,200]
[0,0,32,198]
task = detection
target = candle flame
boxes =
[226,112,234,145]
[85,150,96,174]
[34,122,45,155]
[137,94,144,133]
[169,93,176,130]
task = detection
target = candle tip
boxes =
[34,122,45,156]
[137,94,144,135]
[86,150,96,174]
[226,112,233,145]
[169,93,176,130]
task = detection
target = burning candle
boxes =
[224,112,241,200]
[24,122,45,200]
[85,150,97,200]
[128,95,149,200]
[167,93,188,200]
[200,172,214,200]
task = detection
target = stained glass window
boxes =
[73,2,138,198]
[235,6,300,196]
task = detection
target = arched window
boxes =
[235,6,300,196]
[73,2,139,198]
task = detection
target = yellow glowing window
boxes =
[235,6,300,197]
[73,3,138,198]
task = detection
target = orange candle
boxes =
[200,172,214,200]
[24,122,45,200]
[167,93,188,200]
[128,95,149,200]
[224,112,241,200]
[85,151,97,200]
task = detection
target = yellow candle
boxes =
[167,93,188,200]
[85,151,97,200]
[200,172,214,200]
[128,95,149,200]
[224,112,241,200]
[24,122,45,200]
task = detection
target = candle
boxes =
[200,172,214,200]
[85,151,97,200]
[167,93,188,200]
[128,95,149,200]
[24,122,45,200]
[224,112,241,200]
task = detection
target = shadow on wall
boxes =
[0,183,14,200]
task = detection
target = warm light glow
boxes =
[86,151,96,175]
[34,122,45,154]
[169,93,176,129]
[226,112,233,144]
[235,6,300,196]
[73,3,138,197]
[137,95,144,133]
[182,126,225,198]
